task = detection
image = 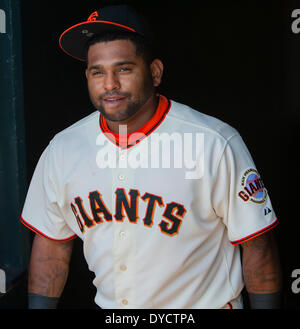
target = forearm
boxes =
[241,231,281,308]
[242,231,281,293]
[28,234,73,298]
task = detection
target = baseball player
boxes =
[21,5,281,309]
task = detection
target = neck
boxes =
[105,94,158,135]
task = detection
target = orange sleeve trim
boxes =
[230,218,279,245]
[20,215,77,242]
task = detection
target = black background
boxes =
[1,0,299,309]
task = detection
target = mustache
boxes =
[98,91,130,100]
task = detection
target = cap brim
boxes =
[59,21,136,62]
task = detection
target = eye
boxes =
[119,67,131,73]
[92,70,104,76]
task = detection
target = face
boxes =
[85,39,161,122]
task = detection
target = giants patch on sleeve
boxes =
[237,168,267,204]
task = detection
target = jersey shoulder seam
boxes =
[168,102,238,142]
[52,111,99,140]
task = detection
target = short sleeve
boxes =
[212,133,278,245]
[21,142,76,241]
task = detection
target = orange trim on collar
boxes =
[99,95,171,149]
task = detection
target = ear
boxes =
[150,59,164,87]
[85,68,89,79]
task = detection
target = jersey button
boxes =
[119,231,126,238]
[118,174,125,181]
[120,265,127,271]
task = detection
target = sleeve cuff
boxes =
[230,218,279,245]
[20,215,77,242]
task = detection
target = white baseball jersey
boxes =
[21,95,278,309]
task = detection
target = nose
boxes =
[104,72,120,91]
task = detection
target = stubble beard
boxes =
[91,73,154,122]
[95,95,144,122]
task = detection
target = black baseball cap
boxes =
[59,5,153,62]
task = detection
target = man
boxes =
[21,5,281,309]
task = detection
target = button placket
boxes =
[112,148,136,308]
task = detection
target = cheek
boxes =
[87,79,102,98]
[119,73,138,87]
[125,72,152,95]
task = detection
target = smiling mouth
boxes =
[102,95,127,107]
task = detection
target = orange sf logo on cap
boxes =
[87,11,99,22]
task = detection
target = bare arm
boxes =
[241,230,281,294]
[28,234,74,298]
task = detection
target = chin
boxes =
[99,103,141,123]
[98,110,130,123]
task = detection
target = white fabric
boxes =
[21,99,277,308]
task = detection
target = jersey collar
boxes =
[99,95,171,149]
